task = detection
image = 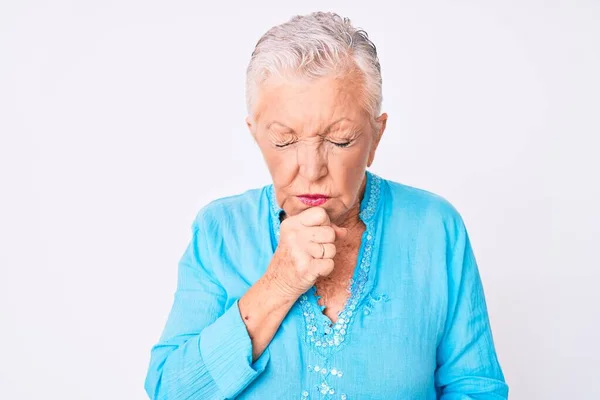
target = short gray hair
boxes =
[246,11,383,119]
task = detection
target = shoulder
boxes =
[192,184,269,232]
[187,184,272,284]
[381,176,468,240]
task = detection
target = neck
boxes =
[334,202,362,230]
[332,176,367,230]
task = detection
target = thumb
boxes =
[331,223,349,240]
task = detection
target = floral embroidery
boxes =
[363,292,390,316]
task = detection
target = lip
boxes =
[297,194,329,206]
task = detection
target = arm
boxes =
[145,205,345,399]
[144,212,273,400]
[238,207,349,361]
[434,217,509,399]
[238,274,297,361]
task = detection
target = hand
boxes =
[265,207,348,300]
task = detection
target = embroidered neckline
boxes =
[268,171,383,357]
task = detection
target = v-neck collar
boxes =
[267,170,383,356]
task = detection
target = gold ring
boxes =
[320,243,325,259]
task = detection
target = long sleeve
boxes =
[144,211,270,400]
[434,216,509,399]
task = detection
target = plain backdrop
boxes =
[1,1,599,399]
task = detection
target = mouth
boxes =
[297,194,329,206]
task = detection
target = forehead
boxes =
[254,71,368,131]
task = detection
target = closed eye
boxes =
[328,140,352,148]
[275,139,352,148]
[275,142,295,148]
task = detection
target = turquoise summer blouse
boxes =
[144,170,508,399]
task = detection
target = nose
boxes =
[297,140,328,182]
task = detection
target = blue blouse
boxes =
[144,170,508,399]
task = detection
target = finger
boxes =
[307,242,336,259]
[298,206,330,227]
[331,223,349,240]
[310,258,335,277]
[303,225,336,243]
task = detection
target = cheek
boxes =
[329,146,369,180]
[261,147,297,187]
[329,148,370,204]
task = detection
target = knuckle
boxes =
[312,206,325,215]
[314,207,328,222]
[324,226,336,241]
[329,244,337,257]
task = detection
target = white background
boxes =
[1,1,598,399]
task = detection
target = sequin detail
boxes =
[305,365,345,399]
[297,172,381,354]
[269,171,382,400]
[363,292,390,317]
[309,365,344,378]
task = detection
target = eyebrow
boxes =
[266,117,352,134]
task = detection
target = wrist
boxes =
[261,271,302,304]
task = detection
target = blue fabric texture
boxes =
[144,170,508,399]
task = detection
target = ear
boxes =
[367,112,388,167]
[245,116,257,142]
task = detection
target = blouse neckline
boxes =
[267,170,383,357]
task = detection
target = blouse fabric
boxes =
[144,170,508,399]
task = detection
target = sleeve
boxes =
[144,212,271,400]
[434,215,509,399]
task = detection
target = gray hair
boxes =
[245,11,383,120]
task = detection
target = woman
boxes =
[144,11,508,400]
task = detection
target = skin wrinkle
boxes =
[246,67,387,323]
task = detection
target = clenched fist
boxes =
[266,207,348,300]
